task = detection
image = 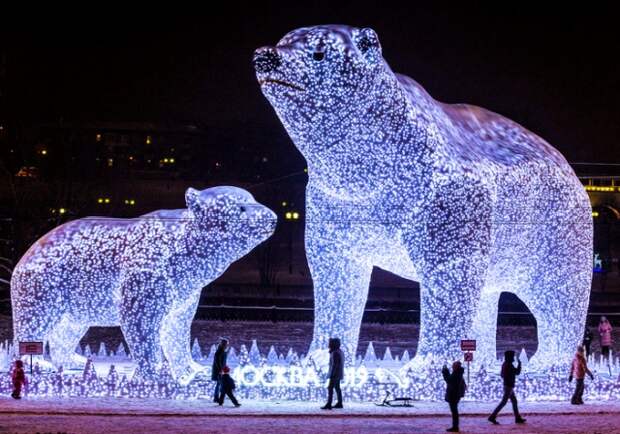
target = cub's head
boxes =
[254,25,393,153]
[185,186,277,259]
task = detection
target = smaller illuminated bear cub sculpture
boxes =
[11,187,276,383]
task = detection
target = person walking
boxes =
[321,337,344,410]
[569,345,594,405]
[488,350,527,425]
[218,366,241,407]
[598,316,613,360]
[442,360,466,432]
[212,338,229,403]
[582,327,593,358]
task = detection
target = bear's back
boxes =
[13,217,144,281]
[396,73,572,176]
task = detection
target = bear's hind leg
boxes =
[160,297,204,385]
[119,270,170,382]
[520,279,589,369]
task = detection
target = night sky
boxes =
[7,4,620,166]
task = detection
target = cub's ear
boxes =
[355,28,382,63]
[185,187,201,213]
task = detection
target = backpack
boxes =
[459,378,467,398]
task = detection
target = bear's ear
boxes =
[355,28,382,64]
[185,187,201,213]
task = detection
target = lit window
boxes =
[41,149,47,155]
[146,135,152,145]
[292,212,299,220]
[282,201,287,207]
[592,211,599,217]
[96,134,102,142]
[107,158,114,167]
[97,198,103,204]
[104,198,110,204]
[59,208,66,215]
[285,212,292,220]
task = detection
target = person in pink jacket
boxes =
[598,316,613,360]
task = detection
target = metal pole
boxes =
[30,354,33,377]
[467,360,470,385]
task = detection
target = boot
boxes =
[515,416,527,424]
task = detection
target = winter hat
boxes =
[504,350,515,361]
[15,360,24,368]
[222,366,231,374]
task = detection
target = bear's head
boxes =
[254,25,405,200]
[184,186,277,261]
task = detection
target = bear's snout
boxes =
[253,47,281,74]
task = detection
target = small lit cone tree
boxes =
[227,347,239,367]
[238,345,250,367]
[116,342,127,358]
[97,342,108,358]
[191,339,202,361]
[249,340,262,366]
[106,364,119,396]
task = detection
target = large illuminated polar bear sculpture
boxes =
[255,25,592,367]
[11,187,276,383]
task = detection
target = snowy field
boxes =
[0,398,619,433]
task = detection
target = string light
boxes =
[256,25,593,369]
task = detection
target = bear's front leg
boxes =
[306,219,374,364]
[408,181,492,365]
[160,296,205,385]
[119,270,172,382]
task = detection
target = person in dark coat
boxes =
[488,350,526,425]
[211,338,228,403]
[11,360,27,399]
[442,361,466,432]
[218,366,241,407]
[321,337,344,409]
[582,327,593,358]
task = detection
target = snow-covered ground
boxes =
[0,398,619,433]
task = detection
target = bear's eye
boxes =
[313,51,325,62]
[357,36,374,54]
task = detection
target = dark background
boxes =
[1,4,619,325]
[5,4,620,163]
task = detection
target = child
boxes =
[11,360,27,399]
[218,366,240,407]
[569,345,594,405]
